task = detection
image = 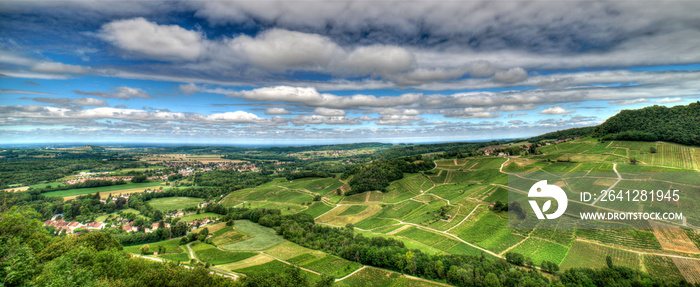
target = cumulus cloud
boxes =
[229,86,421,108]
[229,29,343,71]
[540,106,574,115]
[340,45,414,75]
[179,83,202,95]
[99,17,204,61]
[314,107,345,116]
[291,115,360,125]
[264,107,290,115]
[655,97,684,104]
[375,115,421,125]
[608,98,648,105]
[74,87,153,99]
[492,67,528,83]
[29,97,108,107]
[442,107,500,119]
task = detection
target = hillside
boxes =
[593,101,700,146]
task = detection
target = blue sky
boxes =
[1,1,699,145]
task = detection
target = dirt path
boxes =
[445,204,480,232]
[335,266,367,282]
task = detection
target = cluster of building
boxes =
[43,212,219,235]
[66,175,133,185]
[43,218,105,234]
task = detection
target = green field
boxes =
[43,181,164,198]
[300,255,363,278]
[233,259,323,283]
[191,242,257,265]
[335,267,445,287]
[221,220,284,251]
[508,238,569,265]
[179,212,220,222]
[643,255,686,282]
[302,202,335,217]
[560,240,640,270]
[147,196,203,211]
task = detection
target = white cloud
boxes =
[207,111,261,123]
[264,108,290,115]
[31,62,91,75]
[99,18,204,61]
[179,83,202,94]
[655,97,684,104]
[291,115,359,125]
[0,89,55,96]
[540,106,574,115]
[30,97,108,107]
[75,87,152,99]
[229,86,421,108]
[370,108,421,115]
[492,67,528,83]
[229,29,343,71]
[314,107,345,116]
[340,45,414,75]
[608,98,649,105]
[375,114,421,125]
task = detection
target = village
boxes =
[43,203,219,236]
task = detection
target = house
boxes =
[122,225,135,232]
[85,222,105,230]
[151,222,171,230]
[67,221,83,232]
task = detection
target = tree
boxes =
[630,157,638,165]
[650,146,657,153]
[485,273,501,287]
[606,255,613,268]
[140,244,150,255]
[541,260,559,274]
[171,220,188,237]
[131,175,148,183]
[505,252,525,266]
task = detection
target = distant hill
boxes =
[593,101,700,146]
[527,126,596,142]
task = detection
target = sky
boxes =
[1,1,699,145]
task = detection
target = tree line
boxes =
[341,155,434,195]
[593,102,700,146]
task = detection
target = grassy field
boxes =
[302,202,335,218]
[643,255,686,282]
[211,225,251,247]
[220,220,284,251]
[507,238,569,265]
[232,259,323,282]
[191,242,257,265]
[179,212,220,222]
[560,240,640,270]
[44,181,165,199]
[300,255,363,278]
[335,267,445,287]
[148,196,203,211]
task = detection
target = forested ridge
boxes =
[593,101,700,145]
[341,155,434,195]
